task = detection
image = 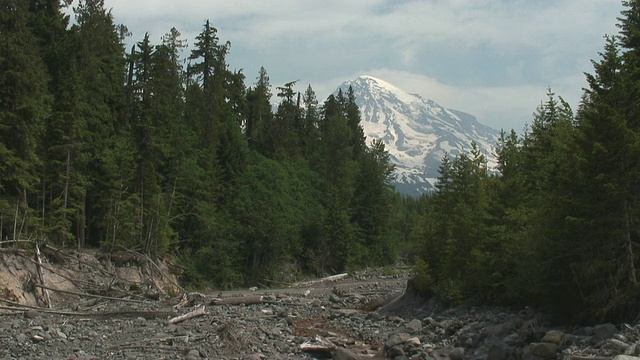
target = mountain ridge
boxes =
[334,75,500,196]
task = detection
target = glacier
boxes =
[334,75,500,196]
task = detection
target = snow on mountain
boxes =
[334,75,500,196]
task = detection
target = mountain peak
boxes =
[334,76,499,196]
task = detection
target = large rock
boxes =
[406,319,423,334]
[385,333,411,349]
[487,342,511,360]
[529,342,558,358]
[541,330,564,344]
[593,323,617,340]
[614,356,640,360]
[331,347,360,360]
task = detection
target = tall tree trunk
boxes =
[623,199,637,286]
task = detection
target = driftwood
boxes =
[299,335,337,351]
[166,306,207,325]
[173,292,206,309]
[210,295,263,306]
[0,304,173,319]
[33,284,146,303]
[295,273,349,287]
[34,244,52,308]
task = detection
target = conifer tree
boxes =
[246,67,273,152]
[73,0,129,247]
[0,0,50,241]
[572,27,640,320]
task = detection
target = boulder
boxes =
[573,327,594,336]
[541,330,564,344]
[593,323,617,340]
[614,356,640,360]
[331,347,360,360]
[406,319,423,334]
[487,342,511,360]
[448,347,465,360]
[529,342,558,358]
[385,333,411,349]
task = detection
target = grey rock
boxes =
[331,347,361,360]
[449,347,465,360]
[386,333,411,349]
[487,342,511,360]
[273,340,289,353]
[613,356,640,360]
[573,327,594,336]
[387,344,405,358]
[406,319,423,334]
[529,342,558,358]
[541,330,564,344]
[601,338,631,355]
[522,345,547,360]
[593,323,617,340]
[24,309,39,319]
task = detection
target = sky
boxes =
[75,0,624,133]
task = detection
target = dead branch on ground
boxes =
[165,305,207,325]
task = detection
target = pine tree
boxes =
[572,30,640,320]
[72,0,129,248]
[246,67,273,152]
[0,0,50,241]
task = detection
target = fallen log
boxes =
[33,284,146,303]
[210,295,263,306]
[166,306,207,325]
[294,273,349,287]
[0,305,173,319]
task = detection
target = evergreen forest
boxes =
[2,0,640,324]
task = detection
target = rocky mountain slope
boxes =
[335,75,500,196]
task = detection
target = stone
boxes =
[613,356,640,360]
[406,319,423,334]
[448,347,465,360]
[273,340,289,353]
[331,347,361,360]
[601,339,632,354]
[385,333,411,349]
[487,342,511,360]
[24,309,39,319]
[406,337,421,346]
[593,323,617,340]
[522,345,546,360]
[541,329,564,344]
[529,342,558,358]
[573,327,594,336]
[387,345,405,358]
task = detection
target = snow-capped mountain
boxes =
[334,75,500,196]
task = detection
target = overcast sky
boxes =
[82,0,623,132]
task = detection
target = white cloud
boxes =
[68,0,624,132]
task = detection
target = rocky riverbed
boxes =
[1,249,640,360]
